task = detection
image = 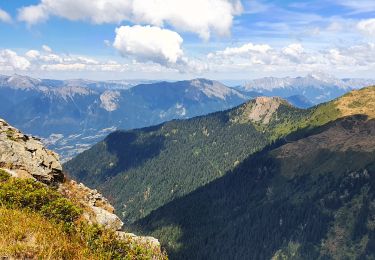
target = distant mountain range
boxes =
[1,73,374,161]
[0,75,247,160]
[239,73,375,104]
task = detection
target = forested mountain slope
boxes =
[139,115,375,259]
[65,86,375,231]
[64,97,307,224]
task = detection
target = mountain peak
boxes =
[233,96,290,125]
[189,78,245,100]
[5,74,42,89]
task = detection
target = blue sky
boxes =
[0,0,375,80]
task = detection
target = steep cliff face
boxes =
[0,118,163,258]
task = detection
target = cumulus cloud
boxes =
[18,4,49,25]
[357,19,375,37]
[207,42,277,66]
[2,41,375,77]
[24,47,103,71]
[0,50,31,71]
[207,41,375,74]
[282,43,305,63]
[42,45,53,53]
[113,25,184,65]
[336,0,375,13]
[17,0,242,39]
[131,0,242,40]
[0,8,12,23]
[0,46,183,74]
[212,43,272,57]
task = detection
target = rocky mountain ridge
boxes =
[0,75,247,161]
[0,118,161,253]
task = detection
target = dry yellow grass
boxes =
[335,86,375,119]
[0,207,96,260]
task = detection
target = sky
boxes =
[0,0,375,80]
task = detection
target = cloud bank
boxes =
[18,0,242,40]
[357,19,375,37]
[1,40,375,78]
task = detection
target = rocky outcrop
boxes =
[246,97,284,124]
[0,118,161,251]
[117,232,161,249]
[0,119,63,184]
[100,90,121,112]
[231,96,288,125]
[58,180,124,231]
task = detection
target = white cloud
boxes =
[214,43,272,56]
[336,0,375,13]
[282,43,304,62]
[18,0,242,40]
[207,42,277,66]
[113,25,184,65]
[25,50,41,60]
[131,0,242,40]
[0,8,12,23]
[0,50,31,71]
[357,19,375,37]
[2,40,375,78]
[42,45,53,53]
[206,41,375,76]
[18,4,49,25]
[0,46,180,74]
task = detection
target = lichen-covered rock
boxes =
[0,119,63,184]
[117,231,161,250]
[90,206,124,230]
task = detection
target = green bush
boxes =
[41,198,82,224]
[0,169,10,182]
[77,223,167,259]
[0,174,81,225]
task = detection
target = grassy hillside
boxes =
[138,116,375,259]
[0,169,167,259]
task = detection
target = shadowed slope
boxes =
[138,116,375,259]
